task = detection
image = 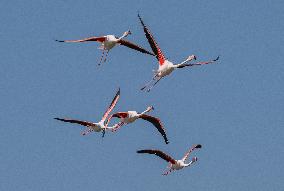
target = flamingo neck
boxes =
[184,159,197,167]
[180,57,194,65]
[140,107,152,115]
[118,33,129,40]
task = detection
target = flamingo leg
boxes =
[162,168,173,176]
[103,50,109,63]
[162,163,173,175]
[111,121,125,132]
[141,74,158,91]
[98,50,105,66]
[146,77,162,92]
[81,128,93,136]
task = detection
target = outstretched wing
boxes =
[102,88,120,121]
[182,144,202,161]
[139,114,169,144]
[137,149,176,164]
[118,39,155,56]
[54,118,95,127]
[55,36,106,43]
[138,14,166,65]
[177,56,220,68]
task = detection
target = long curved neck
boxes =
[139,107,153,116]
[184,159,197,167]
[118,31,130,40]
[174,56,196,68]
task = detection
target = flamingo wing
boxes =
[118,39,155,56]
[106,112,128,126]
[177,56,220,68]
[138,14,166,65]
[102,88,120,121]
[137,149,176,164]
[55,36,106,43]
[139,114,169,144]
[182,144,202,161]
[111,112,129,118]
[54,118,95,127]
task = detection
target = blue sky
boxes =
[1,0,283,190]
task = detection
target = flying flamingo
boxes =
[138,14,219,92]
[55,30,155,65]
[106,106,169,144]
[137,144,202,175]
[54,88,120,137]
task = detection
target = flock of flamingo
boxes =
[54,14,219,175]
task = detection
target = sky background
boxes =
[0,0,283,190]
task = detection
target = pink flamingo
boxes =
[106,106,169,144]
[138,14,219,92]
[56,30,154,65]
[54,88,120,137]
[137,144,202,175]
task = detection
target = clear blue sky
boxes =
[1,0,283,190]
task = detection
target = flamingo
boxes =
[55,30,155,65]
[54,88,120,137]
[106,106,169,144]
[138,14,219,92]
[137,144,202,175]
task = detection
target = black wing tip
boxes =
[214,55,220,61]
[137,13,144,24]
[195,144,202,149]
[55,39,64,42]
[163,135,169,144]
[117,87,121,95]
[137,149,153,154]
[54,117,65,121]
[137,150,145,153]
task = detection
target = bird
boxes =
[55,30,155,65]
[138,14,219,92]
[54,88,120,137]
[106,106,169,144]
[137,144,202,175]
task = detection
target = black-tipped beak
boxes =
[196,144,202,148]
[55,39,64,42]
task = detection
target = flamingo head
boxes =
[123,30,132,37]
[147,106,154,112]
[187,55,197,61]
[192,157,198,162]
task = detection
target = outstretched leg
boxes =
[98,50,106,66]
[81,128,93,136]
[162,163,173,175]
[141,74,158,91]
[146,77,162,92]
[103,50,109,63]
[111,121,125,132]
[162,168,173,176]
